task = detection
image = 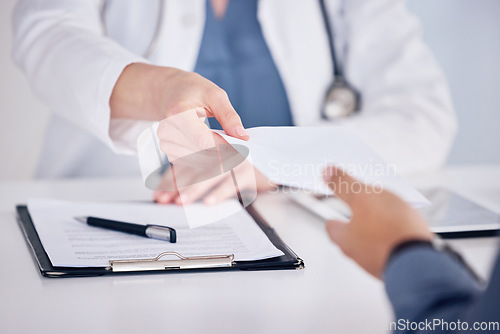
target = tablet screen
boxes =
[418,188,500,233]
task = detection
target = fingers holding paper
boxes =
[202,165,275,205]
[157,109,221,162]
[154,130,275,205]
[155,161,274,205]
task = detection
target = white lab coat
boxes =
[12,0,457,178]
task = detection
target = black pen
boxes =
[74,216,176,243]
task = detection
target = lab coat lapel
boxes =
[152,0,206,71]
[257,0,336,125]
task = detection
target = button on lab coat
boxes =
[12,0,457,178]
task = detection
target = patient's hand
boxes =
[323,166,433,278]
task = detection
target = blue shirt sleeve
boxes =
[384,245,487,334]
[464,247,500,333]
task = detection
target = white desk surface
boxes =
[1,165,499,334]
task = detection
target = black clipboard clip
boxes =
[109,252,235,272]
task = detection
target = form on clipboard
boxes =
[16,199,303,278]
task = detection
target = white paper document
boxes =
[216,126,429,207]
[27,198,284,267]
[181,198,243,229]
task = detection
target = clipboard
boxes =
[16,204,304,278]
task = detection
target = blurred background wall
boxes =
[407,0,500,165]
[0,0,50,180]
[0,0,499,180]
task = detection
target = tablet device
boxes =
[417,188,500,238]
[288,188,500,238]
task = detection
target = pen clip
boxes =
[109,252,234,272]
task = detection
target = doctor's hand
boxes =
[323,167,433,278]
[110,62,249,156]
[111,63,256,202]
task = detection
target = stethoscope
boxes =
[101,0,361,119]
[319,0,361,119]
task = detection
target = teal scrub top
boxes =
[194,0,294,129]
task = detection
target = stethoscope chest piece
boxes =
[318,0,362,120]
[322,77,361,120]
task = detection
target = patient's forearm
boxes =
[384,246,482,333]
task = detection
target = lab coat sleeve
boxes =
[11,0,148,154]
[324,0,458,176]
